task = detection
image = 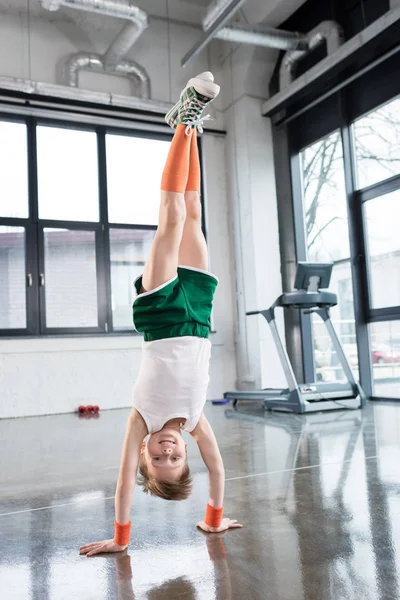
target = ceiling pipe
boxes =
[279,20,344,90]
[40,0,149,94]
[183,0,309,67]
[202,0,238,31]
[182,0,246,67]
[65,52,150,98]
[215,25,308,51]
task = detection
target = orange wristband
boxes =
[114,520,131,546]
[204,504,224,528]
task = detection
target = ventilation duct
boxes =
[280,20,344,90]
[65,52,150,98]
[183,0,309,67]
[103,20,144,69]
[215,25,308,51]
[40,0,149,96]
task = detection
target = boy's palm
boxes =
[196,518,243,533]
[79,539,127,557]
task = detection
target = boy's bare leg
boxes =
[142,191,186,291]
[178,191,208,271]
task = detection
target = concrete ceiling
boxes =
[0,0,308,29]
[0,0,309,72]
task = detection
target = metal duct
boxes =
[66,53,103,87]
[103,21,144,69]
[40,0,149,93]
[65,52,150,98]
[280,20,344,90]
[215,25,308,51]
[203,0,238,31]
[114,60,150,98]
[182,0,245,66]
[0,75,169,113]
[41,0,147,23]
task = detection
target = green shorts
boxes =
[132,266,218,342]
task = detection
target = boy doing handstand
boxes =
[80,72,242,557]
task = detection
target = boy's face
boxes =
[141,428,187,482]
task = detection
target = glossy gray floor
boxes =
[1,401,400,600]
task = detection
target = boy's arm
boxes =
[115,409,148,524]
[191,413,243,533]
[190,412,225,507]
[80,409,147,556]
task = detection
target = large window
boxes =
[294,94,400,399]
[0,117,171,336]
[301,132,356,382]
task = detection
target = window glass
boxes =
[301,131,357,381]
[43,228,98,328]
[370,322,400,397]
[353,97,400,189]
[0,226,26,329]
[364,189,400,309]
[109,228,155,329]
[106,134,170,225]
[37,126,99,222]
[0,121,29,219]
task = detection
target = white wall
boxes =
[0,9,236,418]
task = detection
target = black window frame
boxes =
[0,113,206,338]
[287,85,400,402]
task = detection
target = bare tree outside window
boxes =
[302,132,346,261]
[300,96,400,393]
[301,132,355,382]
[353,97,400,188]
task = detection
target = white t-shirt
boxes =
[132,336,211,433]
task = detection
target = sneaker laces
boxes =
[183,95,213,135]
[185,114,213,136]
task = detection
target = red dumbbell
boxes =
[76,405,100,417]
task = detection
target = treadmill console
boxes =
[294,262,333,291]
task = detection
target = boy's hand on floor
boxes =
[79,539,128,557]
[196,518,243,533]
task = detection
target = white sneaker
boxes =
[165,72,220,133]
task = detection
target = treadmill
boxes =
[224,262,366,414]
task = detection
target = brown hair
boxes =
[137,453,193,501]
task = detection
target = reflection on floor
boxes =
[1,401,400,599]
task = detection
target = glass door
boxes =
[352,97,400,398]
